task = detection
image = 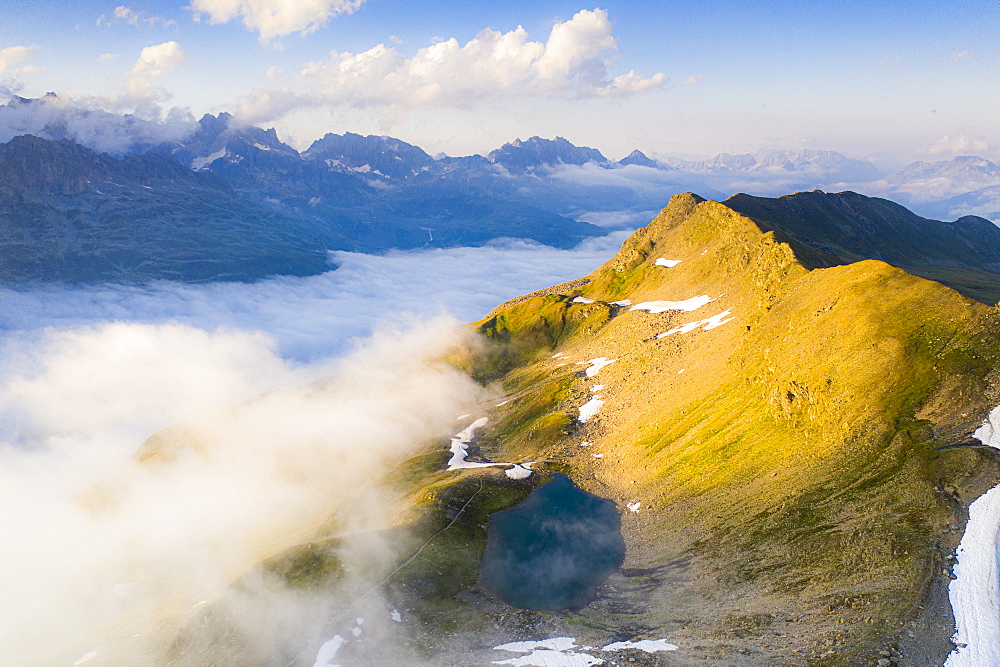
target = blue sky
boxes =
[0,1,997,164]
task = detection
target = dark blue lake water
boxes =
[478,473,625,611]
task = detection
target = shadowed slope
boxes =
[725,190,1000,304]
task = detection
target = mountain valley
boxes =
[118,192,1000,666]
[3,97,1000,285]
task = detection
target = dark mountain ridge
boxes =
[0,133,604,283]
[0,134,352,282]
[2,98,999,287]
[726,189,1000,304]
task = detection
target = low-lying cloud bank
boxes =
[0,231,632,663]
[0,317,483,664]
[1,232,630,362]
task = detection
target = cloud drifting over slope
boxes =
[236,9,665,124]
[0,316,482,664]
[0,92,196,153]
[0,230,634,661]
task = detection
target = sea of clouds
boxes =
[0,231,631,664]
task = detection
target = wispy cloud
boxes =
[96,5,177,28]
[950,50,973,64]
[924,134,991,156]
[682,75,703,87]
[190,0,366,44]
[234,9,666,125]
[75,41,189,117]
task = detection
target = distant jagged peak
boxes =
[304,131,431,158]
[195,111,234,137]
[617,149,665,169]
[7,91,61,107]
[301,131,434,179]
[657,149,882,181]
[890,154,1000,179]
[488,135,609,171]
[180,112,300,169]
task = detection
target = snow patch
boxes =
[654,258,681,267]
[611,299,632,307]
[631,296,714,313]
[572,296,595,304]
[447,417,498,470]
[602,639,678,652]
[578,357,616,377]
[190,148,226,170]
[592,384,604,392]
[506,462,534,480]
[656,310,734,337]
[592,453,604,459]
[314,635,345,667]
[578,397,604,423]
[492,638,603,666]
[495,638,579,653]
[627,502,641,513]
[973,405,1000,448]
[447,417,532,474]
[492,636,680,665]
[391,609,402,622]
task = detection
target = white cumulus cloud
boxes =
[125,41,186,98]
[0,45,41,77]
[235,9,666,124]
[190,0,366,43]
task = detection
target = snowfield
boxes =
[946,404,1000,666]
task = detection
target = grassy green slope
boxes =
[467,193,1000,664]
